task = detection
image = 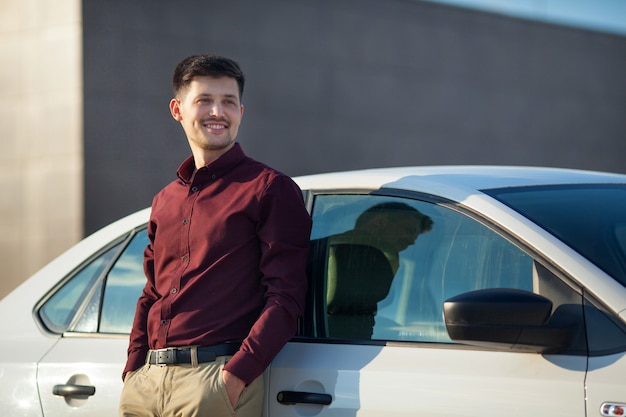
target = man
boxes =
[325,202,433,338]
[119,54,312,417]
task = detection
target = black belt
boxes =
[148,343,240,365]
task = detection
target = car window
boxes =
[100,230,149,333]
[616,223,626,262]
[584,295,626,355]
[38,229,148,335]
[309,194,538,343]
[485,184,626,286]
[39,242,123,333]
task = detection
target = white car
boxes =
[2,166,626,417]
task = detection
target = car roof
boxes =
[294,166,626,200]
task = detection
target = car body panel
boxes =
[0,364,43,417]
[586,353,626,416]
[37,336,128,416]
[294,166,626,194]
[269,342,586,416]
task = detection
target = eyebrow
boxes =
[196,93,239,100]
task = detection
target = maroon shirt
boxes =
[123,143,312,384]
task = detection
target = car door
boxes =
[583,296,626,416]
[267,192,588,417]
[35,229,147,417]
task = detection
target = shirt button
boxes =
[191,186,198,193]
[171,288,177,294]
[161,320,167,325]
[211,174,217,179]
[182,219,188,225]
[182,255,189,262]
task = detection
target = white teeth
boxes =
[207,124,225,129]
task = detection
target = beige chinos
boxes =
[119,355,264,417]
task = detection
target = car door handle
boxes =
[277,390,332,406]
[52,384,96,397]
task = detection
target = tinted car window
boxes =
[309,194,537,343]
[584,295,626,355]
[485,184,626,286]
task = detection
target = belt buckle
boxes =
[155,348,176,365]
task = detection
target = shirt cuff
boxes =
[223,349,265,386]
[122,349,148,379]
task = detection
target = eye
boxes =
[196,96,214,105]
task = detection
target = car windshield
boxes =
[484,184,626,287]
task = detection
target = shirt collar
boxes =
[176,142,246,184]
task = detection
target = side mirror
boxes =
[443,288,573,353]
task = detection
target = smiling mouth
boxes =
[203,119,229,131]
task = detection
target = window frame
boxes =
[298,188,586,349]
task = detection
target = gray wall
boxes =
[83,0,626,234]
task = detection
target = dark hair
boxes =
[355,202,434,232]
[172,54,245,99]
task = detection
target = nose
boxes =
[209,103,223,117]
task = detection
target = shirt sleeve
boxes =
[223,175,312,384]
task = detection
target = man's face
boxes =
[170,76,244,155]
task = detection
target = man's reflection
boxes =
[326,202,433,339]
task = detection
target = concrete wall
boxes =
[82,0,626,236]
[0,0,83,298]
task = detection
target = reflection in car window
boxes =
[100,230,148,333]
[310,194,535,343]
[39,243,122,333]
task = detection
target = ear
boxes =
[170,98,183,122]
